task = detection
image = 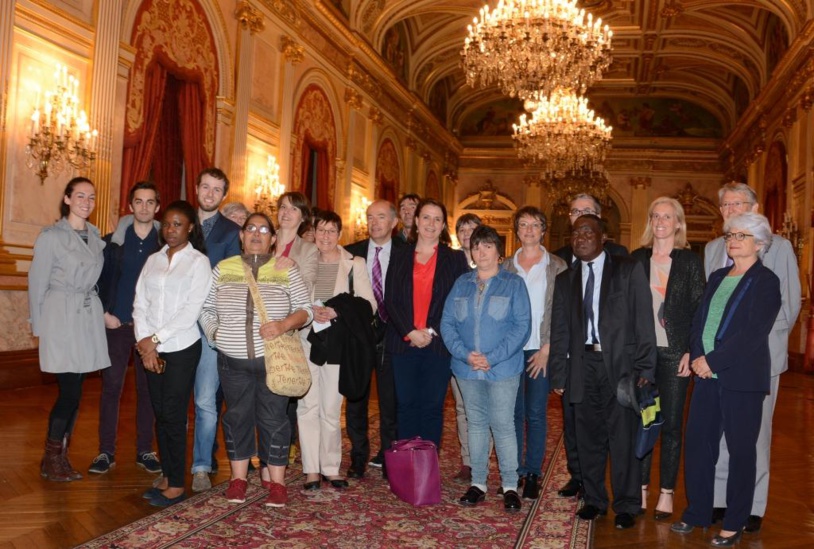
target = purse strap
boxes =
[242,262,269,324]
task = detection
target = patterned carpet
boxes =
[78,400,590,548]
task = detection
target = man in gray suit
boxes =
[704,182,801,533]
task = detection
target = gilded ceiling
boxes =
[337,0,812,141]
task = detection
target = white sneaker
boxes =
[192,471,212,492]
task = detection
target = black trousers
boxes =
[48,373,86,441]
[346,341,398,464]
[574,353,641,515]
[562,394,582,482]
[145,340,201,489]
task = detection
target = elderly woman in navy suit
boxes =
[671,212,781,547]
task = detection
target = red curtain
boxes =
[121,63,168,210]
[178,79,210,207]
[151,75,183,204]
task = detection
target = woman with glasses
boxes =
[671,212,781,547]
[503,206,567,500]
[631,197,705,520]
[298,210,376,491]
[200,213,312,508]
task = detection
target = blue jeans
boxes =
[456,374,520,489]
[192,336,219,473]
[514,349,549,477]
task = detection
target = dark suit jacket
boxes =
[554,241,628,266]
[204,213,241,268]
[345,236,406,263]
[689,261,781,394]
[384,243,468,356]
[630,247,705,354]
[549,251,657,404]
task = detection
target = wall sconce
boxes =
[353,196,371,241]
[26,63,97,184]
[254,154,285,218]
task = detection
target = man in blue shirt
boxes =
[89,182,162,475]
[191,168,241,492]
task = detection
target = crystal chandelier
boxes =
[26,64,98,184]
[254,154,285,218]
[512,88,612,177]
[461,0,613,100]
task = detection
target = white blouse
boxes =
[133,242,213,353]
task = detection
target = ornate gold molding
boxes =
[344,87,363,110]
[630,176,652,189]
[235,1,265,35]
[368,106,383,126]
[281,36,304,64]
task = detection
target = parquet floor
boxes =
[0,370,811,548]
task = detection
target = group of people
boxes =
[28,175,799,544]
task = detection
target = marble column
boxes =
[0,2,16,237]
[88,0,125,230]
[231,2,265,198]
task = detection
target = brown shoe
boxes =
[453,465,472,483]
[41,439,72,482]
[61,435,83,480]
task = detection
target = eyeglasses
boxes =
[721,201,752,209]
[315,227,339,235]
[244,225,271,234]
[569,208,597,217]
[723,232,754,241]
[518,222,544,231]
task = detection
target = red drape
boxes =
[151,75,183,204]
[121,63,168,208]
[178,80,210,207]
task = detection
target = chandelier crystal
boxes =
[512,88,612,177]
[26,64,97,184]
[461,0,613,100]
[254,154,285,217]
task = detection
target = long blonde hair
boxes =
[640,197,689,249]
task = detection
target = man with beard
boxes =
[190,168,241,492]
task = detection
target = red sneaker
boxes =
[264,481,287,507]
[225,478,248,503]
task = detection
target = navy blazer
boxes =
[384,243,468,356]
[689,260,781,394]
[204,213,241,268]
[549,252,656,404]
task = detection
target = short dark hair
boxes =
[161,200,207,254]
[455,213,482,233]
[196,167,230,195]
[128,181,160,205]
[513,206,547,235]
[399,194,421,208]
[243,212,277,254]
[470,225,505,258]
[572,213,605,235]
[408,198,451,245]
[60,177,94,218]
[277,191,311,222]
[315,209,343,233]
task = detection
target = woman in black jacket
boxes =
[631,197,704,520]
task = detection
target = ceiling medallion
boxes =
[461,0,613,99]
[512,88,612,177]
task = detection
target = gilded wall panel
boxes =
[251,37,280,123]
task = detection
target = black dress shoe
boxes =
[522,474,540,500]
[347,461,365,479]
[711,507,726,524]
[328,478,349,489]
[671,521,694,534]
[303,480,321,491]
[615,513,635,529]
[459,485,486,506]
[710,530,743,547]
[558,478,583,498]
[744,515,762,533]
[577,504,606,520]
[503,490,522,512]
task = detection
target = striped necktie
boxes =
[372,246,387,322]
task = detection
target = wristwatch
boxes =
[151,334,161,344]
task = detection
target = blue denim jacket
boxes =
[441,269,531,381]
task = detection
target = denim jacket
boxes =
[441,269,531,381]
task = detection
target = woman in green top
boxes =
[671,212,781,547]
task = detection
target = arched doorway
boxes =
[763,141,788,231]
[121,0,219,213]
[375,138,400,203]
[291,84,338,211]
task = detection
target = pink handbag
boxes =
[384,437,441,506]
